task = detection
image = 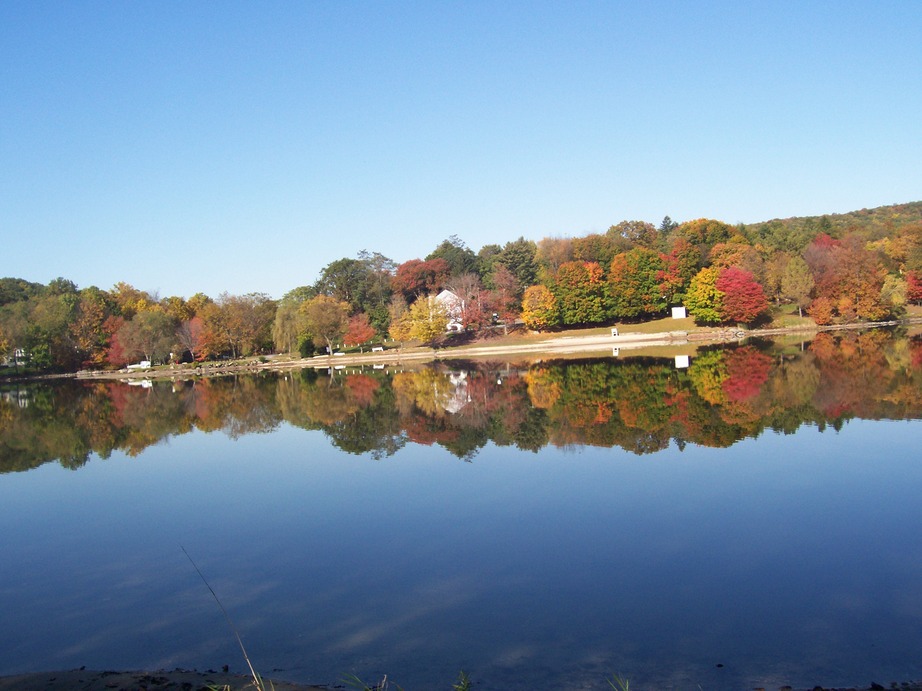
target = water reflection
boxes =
[2,329,922,473]
[3,329,922,689]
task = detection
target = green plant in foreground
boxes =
[607,673,630,691]
[452,669,472,691]
[342,672,404,691]
[342,669,472,691]
[182,546,271,691]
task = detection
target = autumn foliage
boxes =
[715,267,769,324]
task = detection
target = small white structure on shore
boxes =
[126,360,151,370]
[672,306,687,319]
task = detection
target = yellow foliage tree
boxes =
[521,285,558,331]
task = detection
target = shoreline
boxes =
[0,668,918,691]
[4,317,921,384]
[77,317,921,381]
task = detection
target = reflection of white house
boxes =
[443,371,471,414]
[1,390,30,408]
[434,289,465,332]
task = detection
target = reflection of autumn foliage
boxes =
[810,331,896,419]
[5,331,922,473]
[106,383,188,455]
[615,367,674,432]
[524,368,561,409]
[537,360,675,453]
[722,347,773,402]
[393,369,456,419]
[345,374,380,408]
[687,350,728,406]
[673,392,745,449]
[297,378,362,426]
[382,367,538,457]
[911,339,922,370]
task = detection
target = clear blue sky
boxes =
[2,1,920,300]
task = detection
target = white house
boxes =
[2,348,29,367]
[434,289,465,332]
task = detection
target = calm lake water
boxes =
[2,330,921,690]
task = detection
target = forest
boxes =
[2,329,921,473]
[2,201,922,372]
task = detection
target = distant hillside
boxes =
[745,200,922,240]
[741,200,922,253]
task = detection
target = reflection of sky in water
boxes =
[1,419,921,689]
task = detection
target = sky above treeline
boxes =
[2,1,920,300]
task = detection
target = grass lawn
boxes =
[764,303,816,329]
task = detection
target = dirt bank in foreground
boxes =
[0,668,329,690]
[0,668,919,691]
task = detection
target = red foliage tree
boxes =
[907,270,922,304]
[658,237,700,304]
[392,258,451,301]
[715,267,769,324]
[804,234,888,321]
[343,313,377,347]
[489,263,520,332]
[103,315,128,367]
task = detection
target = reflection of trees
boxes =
[0,376,283,473]
[190,376,280,438]
[277,371,406,459]
[4,330,922,473]
[108,382,193,455]
[811,331,894,420]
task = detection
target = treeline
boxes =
[0,278,275,371]
[3,330,922,472]
[2,202,922,371]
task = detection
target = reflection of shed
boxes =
[434,289,465,332]
[675,355,690,369]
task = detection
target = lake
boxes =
[1,329,921,690]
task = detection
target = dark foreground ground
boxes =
[0,668,919,691]
[0,668,328,690]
